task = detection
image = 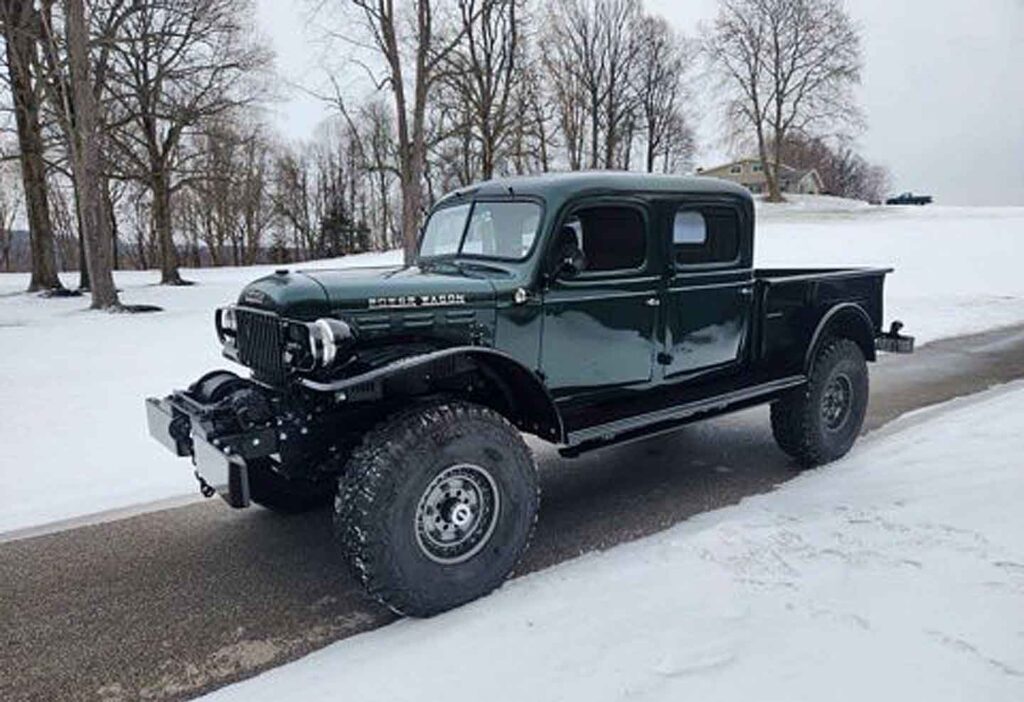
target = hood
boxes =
[301,264,497,313]
[237,270,332,319]
[238,264,499,321]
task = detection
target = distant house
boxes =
[697,158,824,196]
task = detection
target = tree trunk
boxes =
[65,0,119,308]
[2,0,64,293]
[72,181,89,290]
[103,178,119,270]
[152,173,183,284]
[769,131,786,203]
[400,163,423,266]
[756,126,782,202]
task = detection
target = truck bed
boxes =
[753,267,892,375]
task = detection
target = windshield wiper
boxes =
[452,259,511,275]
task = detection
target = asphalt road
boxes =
[3,324,1024,701]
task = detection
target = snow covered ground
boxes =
[756,199,1024,344]
[201,382,1024,702]
[1,201,1023,533]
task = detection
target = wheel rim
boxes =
[821,373,853,430]
[414,463,501,564]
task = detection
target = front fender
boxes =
[299,347,564,443]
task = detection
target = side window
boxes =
[566,205,646,274]
[672,207,740,266]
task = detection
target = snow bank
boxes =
[1,203,1022,533]
[201,383,1024,702]
[756,192,876,214]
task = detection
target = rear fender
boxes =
[805,303,877,371]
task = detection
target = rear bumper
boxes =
[875,321,915,354]
[146,395,276,508]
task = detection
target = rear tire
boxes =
[335,400,539,617]
[247,460,334,514]
[770,338,868,468]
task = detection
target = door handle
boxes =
[739,286,754,297]
[645,297,660,307]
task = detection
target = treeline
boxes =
[1,0,879,310]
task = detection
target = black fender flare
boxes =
[804,303,877,372]
[300,347,564,443]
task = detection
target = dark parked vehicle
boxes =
[886,191,933,205]
[147,172,914,615]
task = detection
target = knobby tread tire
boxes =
[334,400,540,616]
[770,338,868,468]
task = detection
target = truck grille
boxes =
[235,307,286,380]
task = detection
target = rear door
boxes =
[662,201,753,379]
[540,199,660,396]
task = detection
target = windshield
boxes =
[419,201,541,261]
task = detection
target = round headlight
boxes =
[308,318,354,367]
[216,306,237,344]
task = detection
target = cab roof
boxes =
[435,171,754,208]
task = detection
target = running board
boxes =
[561,374,807,456]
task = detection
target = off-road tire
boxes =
[770,338,869,468]
[335,400,539,617]
[247,459,334,514]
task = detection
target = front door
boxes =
[540,201,660,397]
[662,202,753,379]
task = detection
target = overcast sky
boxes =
[255,0,1024,206]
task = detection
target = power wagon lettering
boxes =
[368,293,467,309]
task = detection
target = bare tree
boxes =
[635,15,694,173]
[317,0,486,263]
[356,100,399,249]
[439,0,520,180]
[507,50,556,174]
[43,0,120,308]
[707,0,861,202]
[0,0,65,292]
[544,0,642,170]
[105,0,270,284]
[778,133,889,202]
[177,116,276,266]
[272,147,317,260]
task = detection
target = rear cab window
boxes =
[672,206,740,267]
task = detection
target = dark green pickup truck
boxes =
[147,172,913,615]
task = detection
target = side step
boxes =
[561,374,807,457]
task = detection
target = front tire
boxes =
[771,338,869,468]
[335,400,539,616]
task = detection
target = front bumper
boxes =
[146,394,277,508]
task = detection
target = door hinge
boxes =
[656,352,673,365]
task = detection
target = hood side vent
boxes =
[445,309,477,325]
[401,311,435,329]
